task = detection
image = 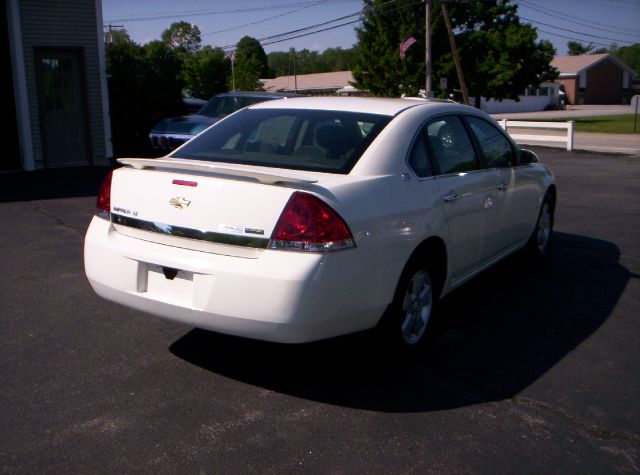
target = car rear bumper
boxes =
[84,217,384,343]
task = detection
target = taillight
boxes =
[95,170,113,220]
[269,192,355,252]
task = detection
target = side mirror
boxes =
[519,149,539,165]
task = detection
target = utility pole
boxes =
[293,48,298,93]
[227,51,236,91]
[441,3,469,105]
[231,57,235,91]
[103,23,123,44]
[425,0,432,97]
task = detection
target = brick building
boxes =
[551,54,637,105]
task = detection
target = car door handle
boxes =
[443,193,462,202]
[496,182,508,191]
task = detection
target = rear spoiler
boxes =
[117,158,319,186]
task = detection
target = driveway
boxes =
[1,149,639,473]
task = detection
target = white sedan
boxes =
[84,97,555,349]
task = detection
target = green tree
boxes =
[182,46,230,98]
[612,43,640,74]
[233,56,265,91]
[353,0,557,107]
[106,39,184,157]
[353,0,423,97]
[295,49,322,74]
[567,41,595,56]
[452,4,558,108]
[566,41,607,56]
[107,28,133,45]
[320,46,359,72]
[161,21,202,55]
[268,50,293,77]
[268,47,359,77]
[142,41,185,122]
[232,36,269,90]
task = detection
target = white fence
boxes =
[498,119,575,151]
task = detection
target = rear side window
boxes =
[172,109,392,174]
[408,133,434,178]
[465,116,514,168]
[426,116,479,175]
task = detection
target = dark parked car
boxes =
[182,96,206,114]
[149,91,302,151]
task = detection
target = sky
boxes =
[101,0,640,56]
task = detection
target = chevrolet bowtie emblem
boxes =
[169,197,191,209]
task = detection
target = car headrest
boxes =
[315,124,356,157]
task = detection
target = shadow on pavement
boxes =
[0,166,113,202]
[170,232,628,412]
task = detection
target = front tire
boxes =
[526,192,554,257]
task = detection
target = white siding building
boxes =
[4,0,111,171]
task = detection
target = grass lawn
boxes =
[529,114,639,134]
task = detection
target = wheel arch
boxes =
[394,235,448,303]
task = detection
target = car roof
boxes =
[248,96,461,116]
[216,91,303,98]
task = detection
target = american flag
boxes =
[400,36,417,59]
[227,50,236,61]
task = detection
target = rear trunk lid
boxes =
[110,158,325,258]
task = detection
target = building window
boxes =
[40,57,76,111]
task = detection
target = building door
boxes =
[35,49,89,166]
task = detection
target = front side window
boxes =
[172,108,392,174]
[465,116,514,168]
[426,116,479,175]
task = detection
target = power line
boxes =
[595,0,640,7]
[518,0,640,37]
[218,9,362,49]
[519,16,635,45]
[534,28,614,48]
[219,14,362,51]
[260,18,363,47]
[105,1,326,23]
[202,3,322,36]
[220,0,422,51]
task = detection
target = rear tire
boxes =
[379,258,439,352]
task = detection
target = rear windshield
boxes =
[199,95,275,117]
[171,108,392,174]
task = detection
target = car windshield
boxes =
[198,95,275,117]
[171,108,393,174]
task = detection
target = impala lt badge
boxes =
[169,197,191,209]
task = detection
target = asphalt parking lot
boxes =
[1,147,639,473]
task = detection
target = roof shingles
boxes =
[261,71,354,92]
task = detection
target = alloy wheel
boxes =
[401,270,433,345]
